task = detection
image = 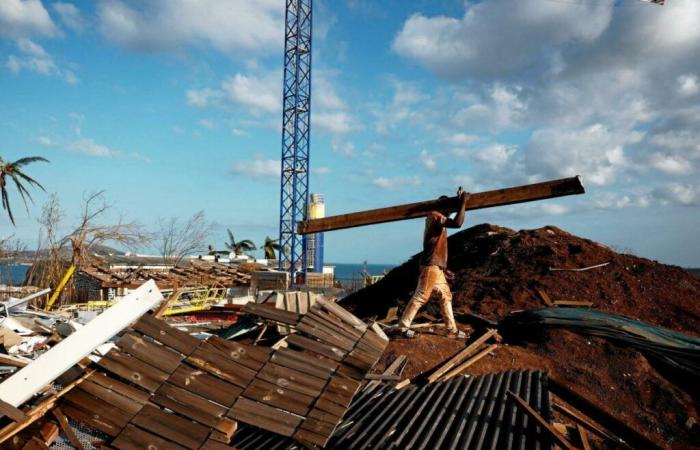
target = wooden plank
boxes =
[0,398,27,422]
[270,348,336,380]
[307,407,342,424]
[286,333,346,361]
[228,397,302,437]
[131,404,210,450]
[206,336,270,370]
[61,403,123,437]
[507,391,577,450]
[52,408,85,450]
[112,424,188,450]
[326,375,361,398]
[578,424,593,450]
[97,349,169,392]
[132,313,199,355]
[200,439,237,450]
[307,307,363,340]
[427,329,498,383]
[313,297,367,332]
[243,379,315,416]
[152,383,227,429]
[64,389,132,429]
[21,437,50,450]
[186,345,257,388]
[440,344,498,381]
[537,289,555,307]
[310,397,346,419]
[293,428,330,448]
[87,372,150,405]
[242,303,301,326]
[0,281,163,407]
[257,362,327,397]
[554,300,594,307]
[298,176,585,234]
[77,379,143,416]
[297,319,356,352]
[168,365,242,407]
[116,331,183,374]
[552,402,633,449]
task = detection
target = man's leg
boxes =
[435,270,458,332]
[399,266,437,328]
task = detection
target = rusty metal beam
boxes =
[298,176,585,234]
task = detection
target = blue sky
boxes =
[1,0,699,266]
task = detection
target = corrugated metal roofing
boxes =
[231,370,553,450]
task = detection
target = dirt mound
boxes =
[348,223,700,449]
[341,223,700,336]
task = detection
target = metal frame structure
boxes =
[278,0,313,283]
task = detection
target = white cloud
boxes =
[314,111,355,135]
[453,83,527,131]
[392,0,612,77]
[69,137,117,157]
[474,144,517,171]
[331,140,356,158]
[677,74,699,97]
[97,0,283,55]
[312,166,331,176]
[0,0,58,38]
[526,124,640,186]
[418,149,437,172]
[221,73,279,114]
[185,72,279,114]
[5,38,78,84]
[33,135,54,146]
[231,157,280,180]
[440,133,479,146]
[198,119,216,130]
[53,2,84,33]
[648,153,692,175]
[652,183,700,206]
[372,176,421,190]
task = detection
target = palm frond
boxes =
[2,185,15,225]
[11,156,49,167]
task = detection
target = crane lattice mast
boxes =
[278,0,312,283]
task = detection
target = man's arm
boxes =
[445,189,470,228]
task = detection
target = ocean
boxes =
[331,263,396,281]
[0,264,29,285]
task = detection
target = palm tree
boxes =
[0,156,48,225]
[262,236,280,260]
[224,229,256,256]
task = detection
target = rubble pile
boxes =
[342,223,700,334]
[342,223,700,449]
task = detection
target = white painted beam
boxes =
[0,280,163,407]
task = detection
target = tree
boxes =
[224,229,256,256]
[262,236,280,260]
[156,211,214,265]
[0,156,48,225]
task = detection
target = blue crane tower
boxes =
[278,0,313,283]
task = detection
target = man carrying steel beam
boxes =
[399,188,470,338]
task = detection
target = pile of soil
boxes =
[344,223,700,449]
[342,223,700,335]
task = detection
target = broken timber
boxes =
[55,297,386,449]
[298,175,585,234]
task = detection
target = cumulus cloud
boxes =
[418,149,437,172]
[392,0,613,77]
[97,0,283,55]
[439,133,479,146]
[526,124,641,186]
[53,2,85,33]
[652,183,700,206]
[372,176,421,190]
[185,71,279,114]
[5,38,78,84]
[677,74,699,97]
[231,156,280,180]
[0,0,58,38]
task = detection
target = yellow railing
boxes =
[59,286,228,316]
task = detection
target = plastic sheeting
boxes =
[502,308,700,376]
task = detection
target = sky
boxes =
[1,0,699,267]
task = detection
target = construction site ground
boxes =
[344,223,700,450]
